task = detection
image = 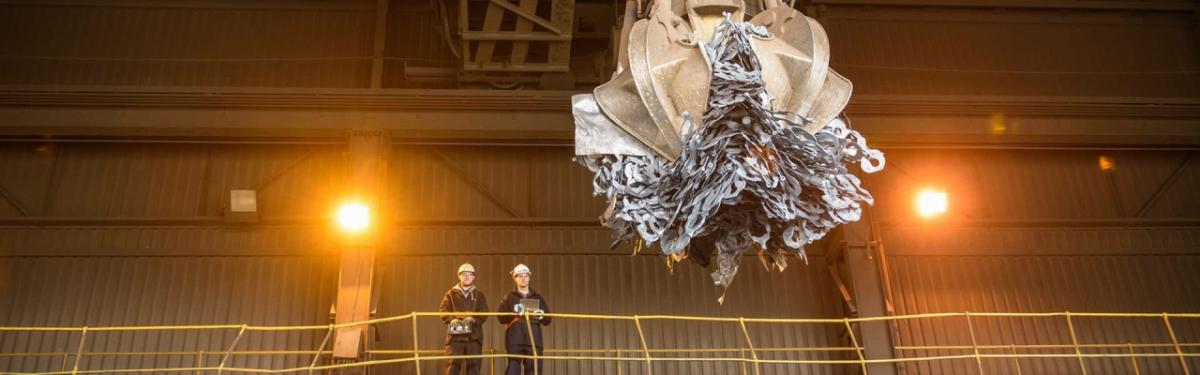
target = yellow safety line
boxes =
[1009,344,1022,375]
[842,318,868,375]
[632,316,653,375]
[1064,312,1088,375]
[1162,313,1192,375]
[217,325,247,375]
[0,346,872,358]
[526,310,540,375]
[964,312,984,375]
[4,352,1200,375]
[411,317,421,375]
[70,327,87,375]
[895,343,1200,351]
[307,325,333,375]
[7,310,1200,375]
[1126,343,1141,375]
[7,311,1200,333]
[737,318,761,375]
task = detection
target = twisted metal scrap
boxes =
[579,18,884,291]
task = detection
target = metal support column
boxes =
[332,130,390,374]
[839,218,899,375]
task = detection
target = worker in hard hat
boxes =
[497,263,551,375]
[439,263,489,375]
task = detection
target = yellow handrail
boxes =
[1,311,1197,375]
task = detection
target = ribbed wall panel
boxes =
[880,226,1200,256]
[0,143,349,219]
[0,256,339,373]
[45,144,209,217]
[0,226,338,256]
[17,146,1195,226]
[865,149,1200,222]
[887,255,1200,374]
[200,145,347,217]
[0,144,56,217]
[375,254,850,375]
[0,3,374,87]
[823,7,1200,97]
[0,254,850,375]
[389,146,601,220]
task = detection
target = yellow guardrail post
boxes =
[411,316,422,375]
[217,325,248,375]
[308,324,334,375]
[1126,343,1141,375]
[739,348,748,375]
[525,310,544,375]
[842,318,868,375]
[965,312,985,375]
[195,350,204,375]
[70,327,88,375]
[632,315,653,375]
[615,348,623,375]
[1161,313,1191,375]
[737,318,761,375]
[1064,312,1088,375]
[1007,344,1022,375]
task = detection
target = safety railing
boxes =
[1,311,1197,374]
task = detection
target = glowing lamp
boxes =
[337,203,370,233]
[916,190,948,218]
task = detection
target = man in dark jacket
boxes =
[439,263,489,375]
[496,263,551,375]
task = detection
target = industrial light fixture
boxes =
[225,189,258,223]
[1098,155,1115,172]
[916,189,948,218]
[337,202,370,233]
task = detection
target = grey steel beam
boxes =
[812,0,1200,12]
[369,0,390,89]
[0,0,375,10]
[836,219,899,375]
[1,87,1197,147]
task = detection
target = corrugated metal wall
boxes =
[4,143,1200,374]
[0,256,339,373]
[886,255,1200,374]
[823,7,1200,97]
[4,2,1196,92]
[864,149,1200,222]
[871,148,1200,374]
[0,2,374,87]
[0,143,599,221]
[0,254,851,375]
[377,254,850,375]
[0,143,348,218]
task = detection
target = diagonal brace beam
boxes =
[488,0,564,35]
[427,147,523,217]
[1135,153,1194,218]
[0,182,30,216]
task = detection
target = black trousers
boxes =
[444,340,482,375]
[505,345,544,375]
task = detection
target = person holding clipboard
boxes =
[497,264,552,375]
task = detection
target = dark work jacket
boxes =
[439,285,488,344]
[496,289,551,348]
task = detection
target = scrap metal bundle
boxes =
[573,0,884,295]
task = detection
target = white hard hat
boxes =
[510,263,531,277]
[458,263,476,275]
